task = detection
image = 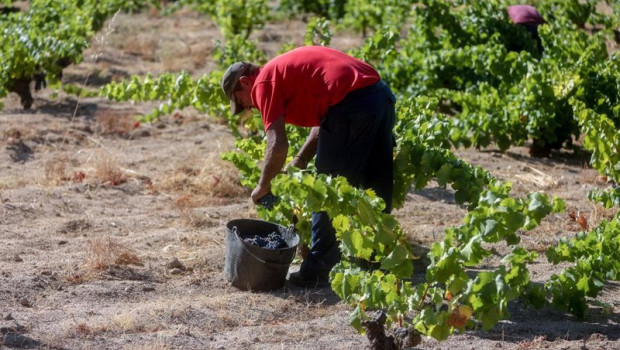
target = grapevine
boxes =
[0,0,156,109]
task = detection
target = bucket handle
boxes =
[233,226,295,267]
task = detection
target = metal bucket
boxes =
[224,219,299,291]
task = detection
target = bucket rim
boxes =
[227,218,299,250]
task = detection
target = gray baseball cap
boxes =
[221,61,251,115]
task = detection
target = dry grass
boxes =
[95,109,139,135]
[44,157,69,186]
[174,194,199,226]
[39,333,72,350]
[110,14,159,61]
[580,168,599,184]
[93,152,126,186]
[66,237,143,284]
[44,157,86,186]
[0,176,29,190]
[75,323,94,336]
[157,153,246,199]
[85,237,142,271]
[200,292,244,328]
[125,341,172,350]
[3,127,23,143]
[515,335,547,349]
[497,163,561,191]
[173,194,219,228]
[68,311,162,339]
[161,153,247,227]
[111,311,140,333]
[189,42,212,69]
[68,299,208,339]
[123,34,159,61]
[586,202,617,228]
[513,165,559,189]
[96,301,199,336]
[158,41,192,72]
[69,322,108,340]
[156,152,246,226]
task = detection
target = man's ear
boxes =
[239,76,252,88]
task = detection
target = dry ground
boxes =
[1,8,619,350]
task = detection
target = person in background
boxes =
[221,46,396,288]
[507,4,546,54]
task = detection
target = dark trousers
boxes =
[300,80,396,279]
[521,23,543,54]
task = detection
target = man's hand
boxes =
[284,155,309,172]
[252,116,288,205]
[251,184,271,204]
[283,127,319,172]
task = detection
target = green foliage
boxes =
[572,99,620,182]
[413,185,564,338]
[213,37,268,69]
[392,97,492,209]
[537,0,596,29]
[171,0,268,39]
[348,26,399,63]
[587,1,620,33]
[221,138,265,187]
[353,0,618,154]
[341,0,411,37]
[278,0,346,20]
[589,187,620,209]
[100,71,231,124]
[220,86,568,338]
[1,0,92,82]
[0,0,155,108]
[304,17,332,46]
[62,83,99,98]
[100,34,267,126]
[211,0,269,40]
[545,216,620,318]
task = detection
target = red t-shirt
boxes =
[507,5,545,25]
[251,46,380,130]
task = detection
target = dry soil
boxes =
[1,8,619,350]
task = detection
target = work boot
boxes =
[287,271,330,288]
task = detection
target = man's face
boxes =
[234,87,253,111]
[235,76,254,111]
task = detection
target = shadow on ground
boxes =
[6,140,34,163]
[413,186,458,206]
[34,98,100,120]
[1,326,43,349]
[470,299,620,345]
[485,145,592,169]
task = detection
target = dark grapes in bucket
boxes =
[243,232,288,249]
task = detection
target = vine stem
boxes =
[397,279,403,327]
[416,283,430,312]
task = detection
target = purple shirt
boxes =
[507,5,545,25]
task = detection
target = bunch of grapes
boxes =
[243,235,267,247]
[265,232,288,249]
[243,232,288,249]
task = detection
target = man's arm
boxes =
[288,126,319,170]
[251,116,288,204]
